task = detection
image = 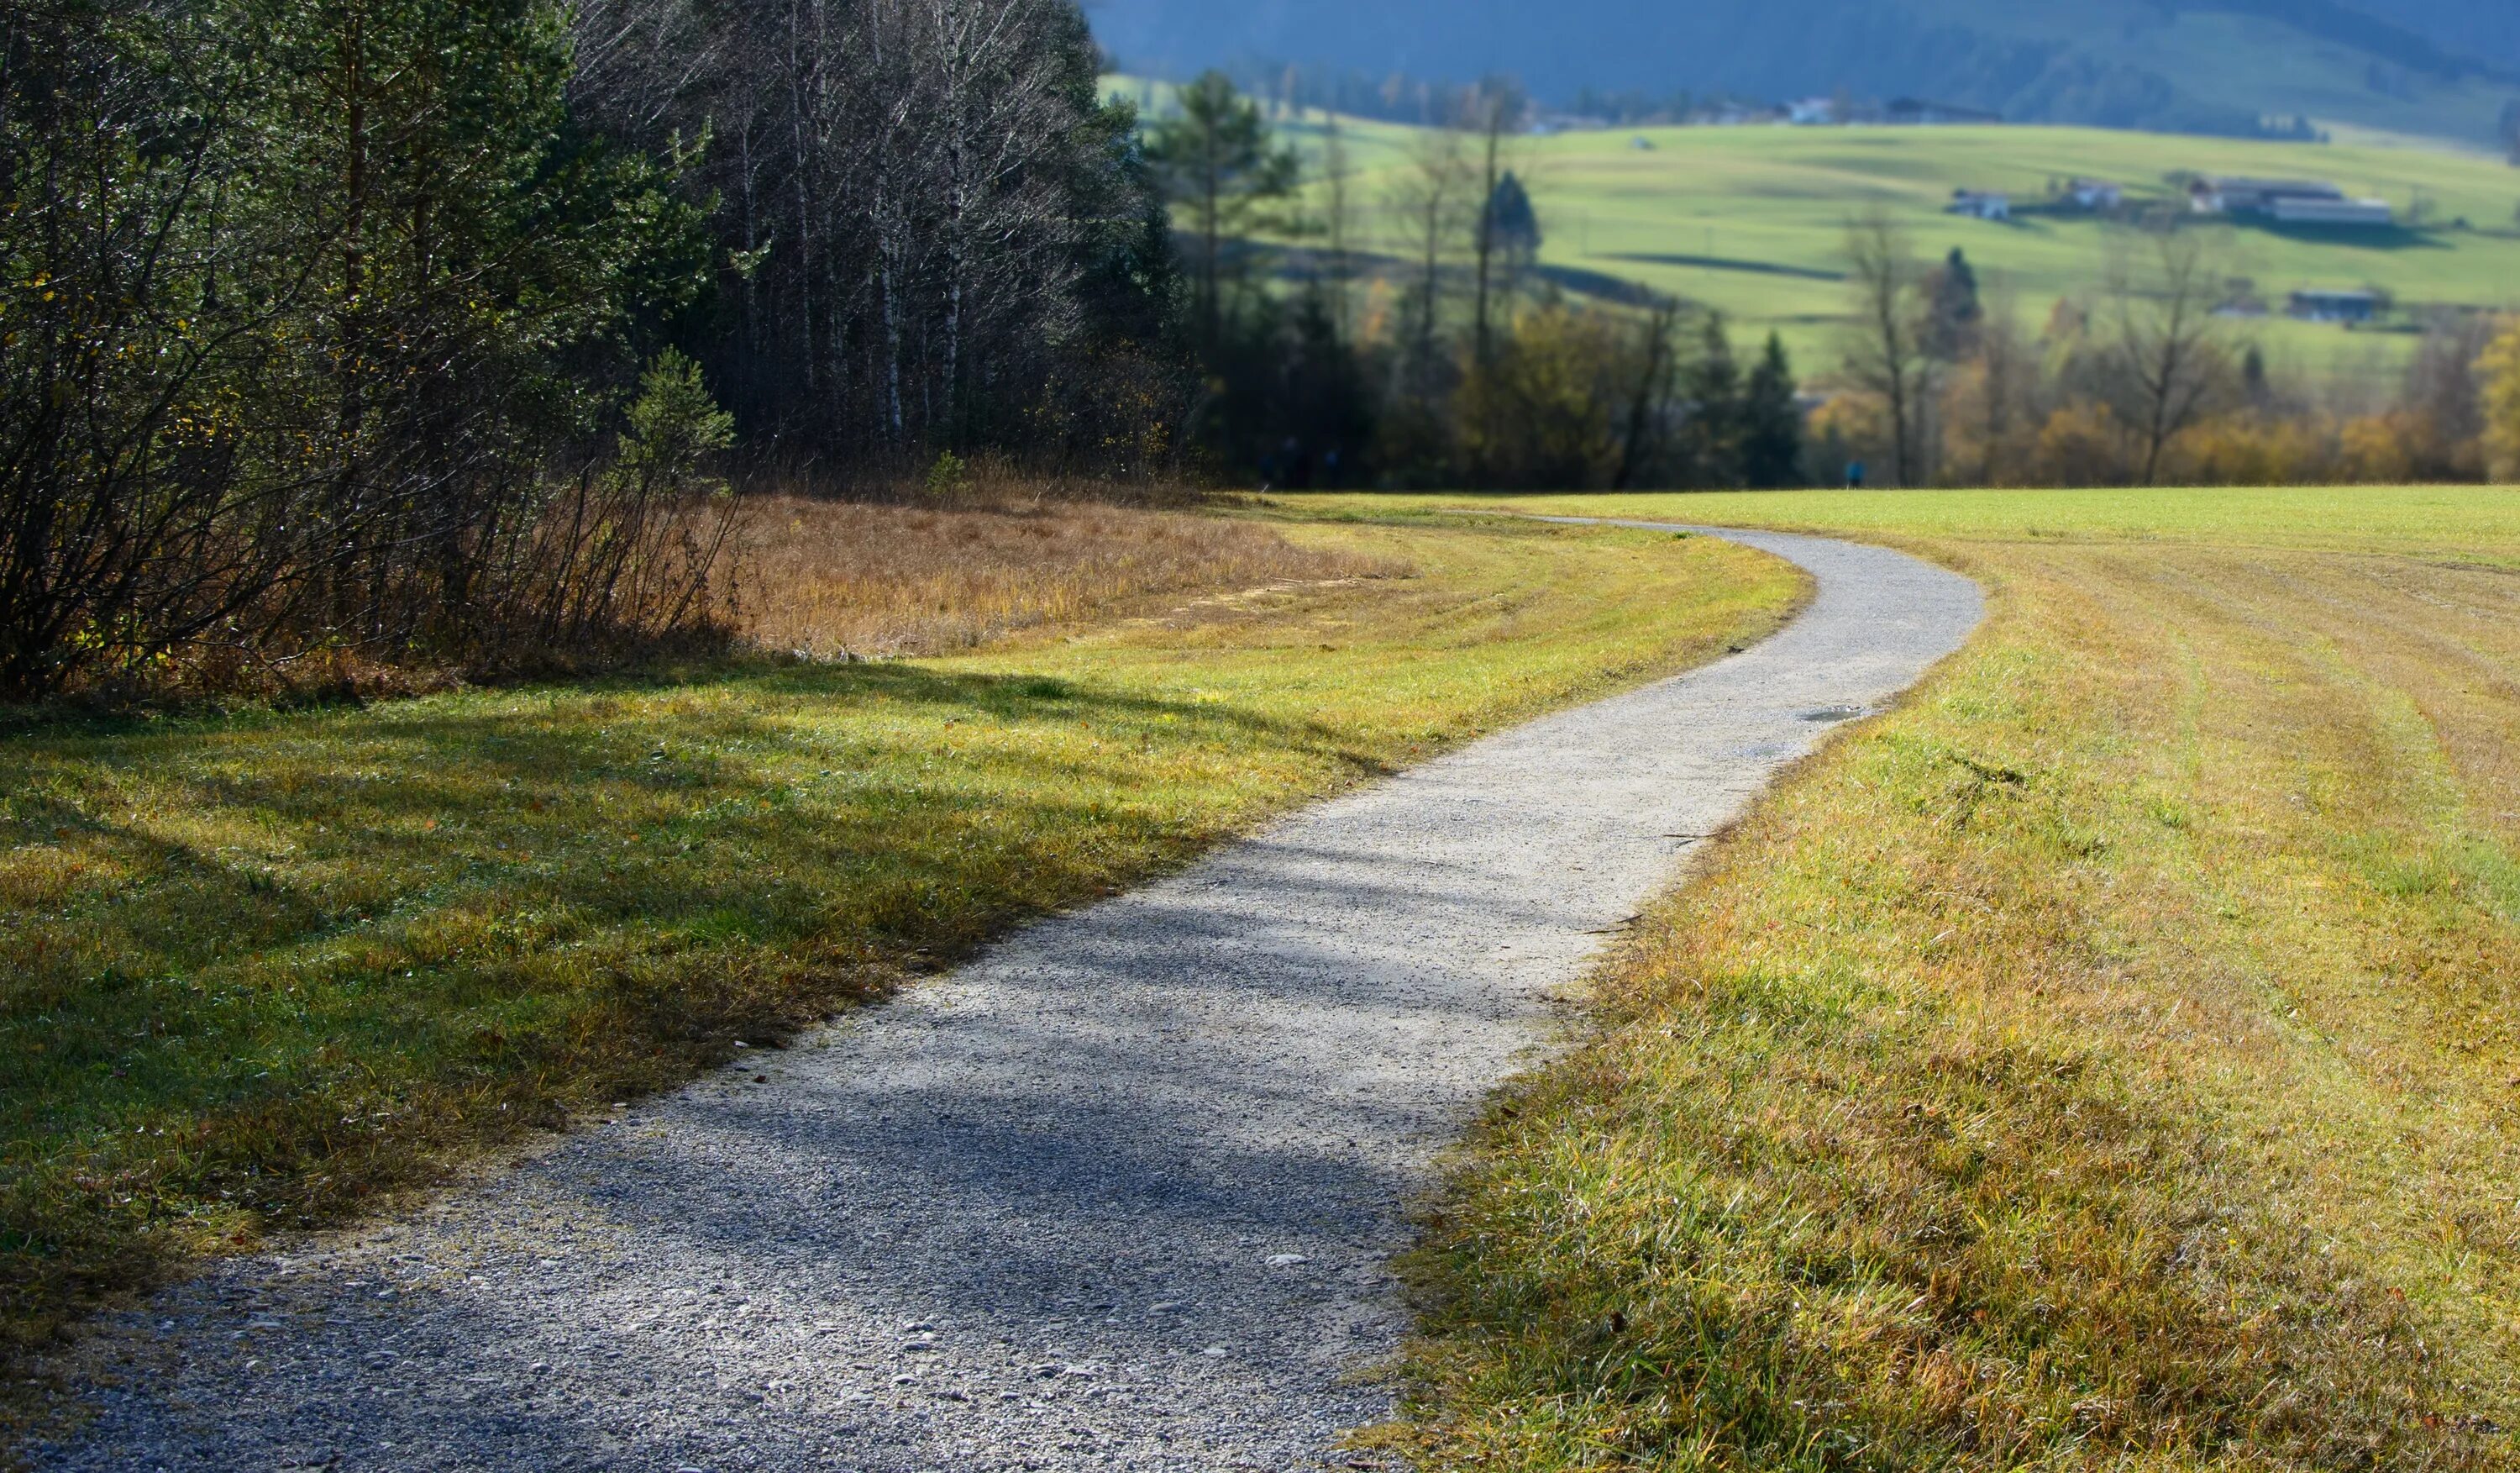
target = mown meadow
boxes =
[0,509,1802,1401]
[1302,487,2520,1470]
[1235,111,2520,388]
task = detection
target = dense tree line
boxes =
[1147,72,1811,493]
[1,0,729,699]
[0,0,1180,701]
[570,0,1182,472]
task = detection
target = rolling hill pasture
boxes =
[1208,103,2520,392]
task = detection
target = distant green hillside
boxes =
[1210,103,2520,389]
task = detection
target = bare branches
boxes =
[2103,224,2235,486]
[1839,211,1932,487]
[573,0,1168,468]
[1389,126,1473,396]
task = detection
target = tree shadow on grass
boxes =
[34,818,1539,1467]
[2237,219,2452,252]
[0,659,1406,1379]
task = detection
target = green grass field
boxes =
[1340,484,2520,559]
[1272,487,2520,1470]
[1484,126,2519,387]
[0,513,1802,1382]
[1111,78,2520,393]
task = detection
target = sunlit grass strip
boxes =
[1289,485,2520,562]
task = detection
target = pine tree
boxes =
[1677,313,1743,487]
[1143,72,1298,355]
[246,0,710,639]
[1925,246,1983,360]
[1485,173,1541,260]
[1741,333,1805,489]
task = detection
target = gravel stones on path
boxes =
[35,527,1981,1473]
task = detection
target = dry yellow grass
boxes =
[1352,493,2520,1470]
[729,496,1385,659]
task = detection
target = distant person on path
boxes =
[1846,460,1866,488]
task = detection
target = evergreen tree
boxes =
[1677,313,1743,487]
[0,0,714,693]
[242,0,709,639]
[1925,246,1983,360]
[1741,333,1806,489]
[1142,72,1297,355]
[1484,172,1541,261]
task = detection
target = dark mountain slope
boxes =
[1089,0,2520,143]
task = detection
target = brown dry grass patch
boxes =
[729,495,1389,660]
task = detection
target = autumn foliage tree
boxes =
[2481,317,2520,483]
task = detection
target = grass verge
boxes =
[1301,489,2520,1470]
[0,509,1801,1392]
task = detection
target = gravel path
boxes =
[38,525,1980,1473]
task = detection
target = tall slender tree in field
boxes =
[2104,224,2234,486]
[2480,317,2520,481]
[1840,212,1931,486]
[1462,78,1525,367]
[1610,302,1683,491]
[1143,71,1295,355]
[1740,334,1805,488]
[1320,114,1357,345]
[1676,313,1745,487]
[1390,125,1473,395]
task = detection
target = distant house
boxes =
[2189,177,2344,213]
[1788,97,1838,125]
[2189,177,2394,227]
[2213,283,2271,318]
[1886,97,2003,126]
[2270,196,2396,228]
[2065,177,2123,211]
[2288,288,2382,323]
[1947,189,2012,221]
